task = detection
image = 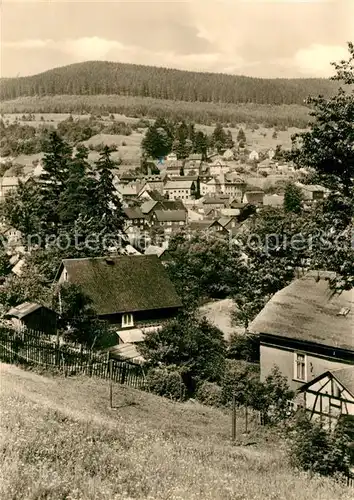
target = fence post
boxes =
[109,358,113,408]
[231,394,236,442]
[245,400,248,434]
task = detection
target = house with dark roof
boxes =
[188,219,229,236]
[123,207,148,240]
[250,271,354,393]
[56,255,182,331]
[150,209,187,241]
[297,367,354,428]
[5,302,57,335]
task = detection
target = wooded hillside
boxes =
[0,61,339,105]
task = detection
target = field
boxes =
[1,110,305,169]
[0,94,312,128]
[0,362,351,500]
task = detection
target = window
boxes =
[294,353,307,381]
[122,313,133,328]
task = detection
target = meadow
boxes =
[0,362,351,500]
[1,111,304,168]
[0,94,311,128]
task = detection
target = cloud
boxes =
[2,39,51,49]
[293,44,349,76]
[61,37,124,60]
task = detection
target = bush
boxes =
[228,333,260,362]
[221,360,259,406]
[288,411,352,477]
[146,366,186,401]
[196,381,223,407]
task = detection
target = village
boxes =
[0,12,353,497]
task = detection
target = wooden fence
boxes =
[0,329,146,390]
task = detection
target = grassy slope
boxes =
[0,363,351,500]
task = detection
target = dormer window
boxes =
[122,313,134,328]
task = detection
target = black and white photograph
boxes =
[0,0,353,498]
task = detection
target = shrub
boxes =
[257,366,295,424]
[288,411,352,477]
[196,381,223,407]
[141,313,227,395]
[146,365,186,401]
[221,359,259,406]
[228,333,260,362]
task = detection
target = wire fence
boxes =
[0,328,146,390]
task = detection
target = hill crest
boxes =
[0,60,339,106]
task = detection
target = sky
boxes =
[0,0,353,78]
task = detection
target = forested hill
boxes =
[0,61,339,105]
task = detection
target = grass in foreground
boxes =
[0,363,351,500]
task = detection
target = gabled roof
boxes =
[123,207,145,220]
[6,302,52,319]
[250,271,354,352]
[189,220,224,231]
[144,245,166,257]
[154,210,186,222]
[299,367,354,398]
[164,179,195,190]
[263,194,284,207]
[203,195,229,205]
[160,199,187,211]
[58,255,182,316]
[218,217,233,228]
[140,200,159,214]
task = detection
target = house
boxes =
[163,178,198,201]
[249,271,354,393]
[187,209,204,222]
[56,255,182,330]
[0,176,25,200]
[144,245,171,264]
[137,188,165,202]
[249,150,259,162]
[123,207,148,240]
[202,194,230,214]
[185,154,203,176]
[140,199,186,222]
[297,367,354,428]
[263,194,284,207]
[218,216,239,232]
[188,219,229,236]
[242,189,264,206]
[200,177,222,197]
[222,173,246,200]
[0,225,23,251]
[5,302,57,335]
[296,183,328,202]
[164,160,184,177]
[150,210,187,241]
[209,160,229,177]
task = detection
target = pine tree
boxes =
[225,130,235,149]
[237,128,246,143]
[283,183,303,214]
[94,146,125,247]
[39,131,73,237]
